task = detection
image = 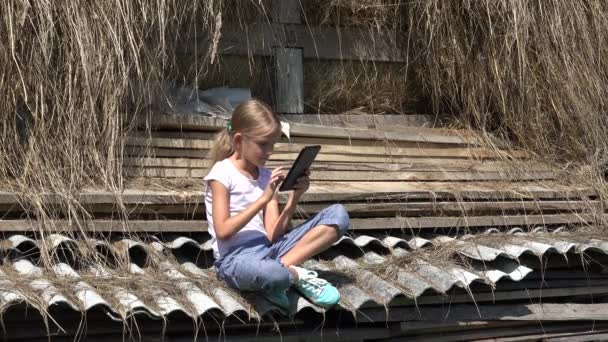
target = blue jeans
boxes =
[214,204,349,292]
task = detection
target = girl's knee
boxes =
[219,258,291,292]
[326,204,349,237]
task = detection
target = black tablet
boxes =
[278,145,321,192]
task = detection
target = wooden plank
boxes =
[0,219,206,232]
[341,214,596,230]
[125,167,556,182]
[4,200,596,217]
[280,113,435,129]
[300,181,595,202]
[122,157,556,173]
[0,213,596,232]
[131,125,473,149]
[125,137,527,159]
[0,182,593,205]
[129,136,439,151]
[130,131,469,149]
[127,136,467,155]
[125,146,205,158]
[125,146,497,162]
[80,203,206,215]
[298,200,600,216]
[124,157,210,168]
[140,114,485,145]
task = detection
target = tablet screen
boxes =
[278,145,321,192]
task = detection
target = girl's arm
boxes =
[210,168,286,241]
[210,180,269,241]
[264,171,310,243]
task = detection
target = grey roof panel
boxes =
[0,230,604,319]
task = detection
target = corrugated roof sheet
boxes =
[0,228,606,320]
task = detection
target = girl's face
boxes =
[237,130,281,167]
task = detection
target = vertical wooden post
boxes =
[272,0,304,114]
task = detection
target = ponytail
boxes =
[208,129,234,167]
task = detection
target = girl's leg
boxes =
[280,224,338,267]
[270,204,350,274]
[216,245,292,292]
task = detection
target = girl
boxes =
[204,99,349,310]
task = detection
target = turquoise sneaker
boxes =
[291,267,340,308]
[262,288,290,310]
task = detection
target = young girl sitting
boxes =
[204,99,349,310]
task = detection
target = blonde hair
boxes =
[208,99,281,165]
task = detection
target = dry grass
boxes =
[407,1,608,163]
[304,0,404,30]
[0,0,224,249]
[303,0,608,230]
[1,0,608,331]
[303,60,426,114]
[305,1,608,163]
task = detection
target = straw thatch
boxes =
[4,0,607,188]
[307,0,608,165]
[0,1,220,220]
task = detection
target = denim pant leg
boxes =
[216,244,292,292]
[269,203,350,259]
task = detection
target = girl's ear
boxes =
[232,132,243,150]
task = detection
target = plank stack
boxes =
[120,114,600,231]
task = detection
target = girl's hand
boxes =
[291,169,310,199]
[262,167,286,203]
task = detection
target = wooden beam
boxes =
[300,181,595,202]
[125,167,556,182]
[297,200,600,216]
[0,213,596,232]
[125,146,516,162]
[280,113,435,129]
[128,133,472,150]
[0,219,205,232]
[122,157,556,173]
[138,114,485,145]
[0,182,594,205]
[341,214,596,230]
[131,124,479,149]
[125,137,527,159]
[3,199,597,218]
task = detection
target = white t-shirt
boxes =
[204,159,271,259]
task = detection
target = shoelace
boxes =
[299,277,328,296]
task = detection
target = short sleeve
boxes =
[204,161,232,190]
